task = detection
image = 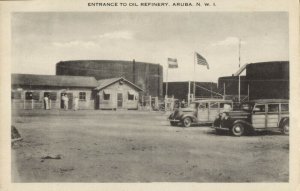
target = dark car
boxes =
[213,99,289,136]
[169,99,233,127]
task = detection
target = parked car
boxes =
[168,99,233,127]
[213,99,289,136]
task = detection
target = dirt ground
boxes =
[11,109,289,182]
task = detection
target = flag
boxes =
[195,52,209,69]
[168,58,178,68]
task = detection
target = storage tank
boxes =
[56,60,163,97]
[217,61,289,100]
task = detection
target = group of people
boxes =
[43,94,79,111]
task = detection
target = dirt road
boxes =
[12,110,289,182]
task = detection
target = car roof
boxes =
[246,99,289,104]
[192,99,233,103]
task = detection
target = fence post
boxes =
[149,95,152,111]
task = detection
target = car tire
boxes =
[182,117,192,128]
[170,121,177,126]
[231,123,245,136]
[281,121,289,135]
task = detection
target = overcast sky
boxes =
[12,12,288,82]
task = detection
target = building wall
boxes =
[97,82,139,110]
[218,76,248,96]
[11,87,95,110]
[56,60,163,97]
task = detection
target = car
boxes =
[168,99,233,127]
[213,99,289,136]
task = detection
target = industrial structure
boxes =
[218,61,289,100]
[56,60,163,97]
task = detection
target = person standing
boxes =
[44,96,49,110]
[64,94,69,110]
[74,96,79,111]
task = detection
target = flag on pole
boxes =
[195,52,209,69]
[168,58,178,68]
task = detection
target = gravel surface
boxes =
[11,110,289,182]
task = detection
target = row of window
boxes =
[198,102,230,109]
[254,104,289,113]
[11,91,87,101]
[103,92,136,101]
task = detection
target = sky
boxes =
[12,12,289,82]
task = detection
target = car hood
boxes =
[169,108,195,119]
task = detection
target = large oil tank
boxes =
[218,61,289,100]
[56,60,163,97]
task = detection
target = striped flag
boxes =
[168,58,178,68]
[195,52,209,69]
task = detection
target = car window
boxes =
[281,104,289,112]
[268,104,279,113]
[199,103,207,109]
[253,104,265,112]
[210,102,218,109]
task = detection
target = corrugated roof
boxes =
[96,77,143,91]
[12,74,98,88]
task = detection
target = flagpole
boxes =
[193,52,196,101]
[238,38,241,103]
[166,64,169,98]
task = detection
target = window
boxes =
[25,92,33,100]
[79,92,86,101]
[103,92,110,100]
[210,102,218,109]
[199,103,208,109]
[128,91,135,101]
[268,104,279,113]
[11,91,21,99]
[253,104,265,112]
[281,104,289,112]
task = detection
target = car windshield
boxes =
[240,103,253,111]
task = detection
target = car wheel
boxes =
[281,121,289,135]
[182,117,192,128]
[231,123,245,136]
[170,121,177,126]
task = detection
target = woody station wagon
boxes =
[213,99,289,136]
[168,99,233,127]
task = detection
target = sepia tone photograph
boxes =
[9,11,291,183]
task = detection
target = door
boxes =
[208,102,219,122]
[252,104,266,129]
[267,104,280,128]
[197,102,209,122]
[61,93,73,109]
[117,93,123,108]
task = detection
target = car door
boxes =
[267,104,280,128]
[252,104,266,129]
[197,102,209,122]
[208,102,219,122]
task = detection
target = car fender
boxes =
[180,114,197,122]
[279,117,289,127]
[232,119,253,129]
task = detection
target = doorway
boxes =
[117,93,123,108]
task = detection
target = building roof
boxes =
[95,77,143,92]
[11,73,98,88]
